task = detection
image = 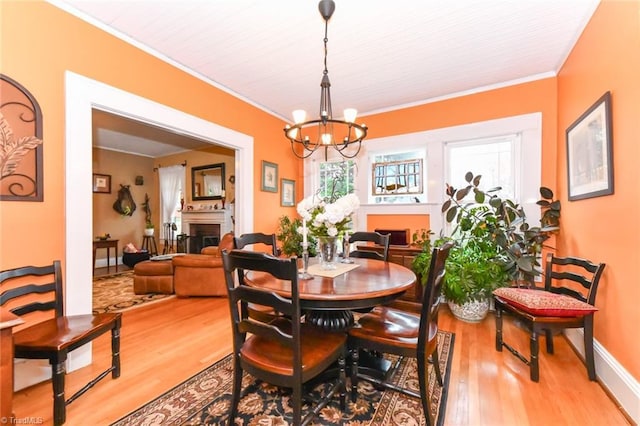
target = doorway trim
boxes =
[65,71,253,364]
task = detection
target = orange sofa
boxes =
[133,232,234,297]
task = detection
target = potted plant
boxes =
[276,215,317,257]
[142,193,154,236]
[413,171,561,322]
[442,171,561,286]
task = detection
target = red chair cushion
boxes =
[493,287,598,317]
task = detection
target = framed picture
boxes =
[281,178,295,206]
[566,91,613,201]
[92,173,111,194]
[261,160,278,192]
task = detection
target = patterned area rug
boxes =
[93,271,174,314]
[112,330,455,426]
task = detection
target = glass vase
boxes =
[318,236,339,270]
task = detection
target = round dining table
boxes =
[244,257,417,331]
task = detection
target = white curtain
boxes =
[158,165,185,239]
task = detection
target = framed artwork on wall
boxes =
[281,178,295,206]
[261,160,278,192]
[93,173,111,194]
[566,91,613,201]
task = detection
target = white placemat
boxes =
[305,262,360,278]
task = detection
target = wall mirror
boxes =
[192,163,225,200]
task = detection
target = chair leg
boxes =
[529,331,540,382]
[350,348,359,402]
[111,322,121,378]
[584,316,596,381]
[431,350,443,387]
[545,329,554,354]
[51,360,66,426]
[417,351,434,426]
[228,358,243,425]
[338,355,347,412]
[292,381,302,426]
[495,307,503,351]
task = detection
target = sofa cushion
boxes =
[493,287,597,317]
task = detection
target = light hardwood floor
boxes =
[11,297,630,425]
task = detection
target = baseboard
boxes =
[564,329,640,424]
[94,256,122,269]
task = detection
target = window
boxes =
[158,165,186,239]
[446,134,520,200]
[318,160,355,199]
[370,149,426,204]
[372,158,423,195]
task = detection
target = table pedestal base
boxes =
[305,310,354,332]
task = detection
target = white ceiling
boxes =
[53,0,600,157]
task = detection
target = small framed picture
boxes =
[93,173,111,194]
[261,161,278,192]
[281,178,295,206]
[566,91,614,201]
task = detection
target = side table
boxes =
[93,239,119,275]
[141,235,158,256]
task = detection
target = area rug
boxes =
[93,270,174,314]
[112,330,455,426]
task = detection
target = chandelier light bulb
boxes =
[355,127,364,139]
[321,133,332,145]
[293,109,307,124]
[343,108,357,123]
[287,127,299,139]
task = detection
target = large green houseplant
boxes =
[412,171,560,321]
[442,171,561,286]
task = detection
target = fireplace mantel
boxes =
[181,209,233,237]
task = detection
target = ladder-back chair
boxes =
[0,261,122,425]
[494,253,606,382]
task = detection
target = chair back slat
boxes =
[349,231,390,261]
[232,285,295,317]
[417,242,453,354]
[544,254,606,306]
[238,318,294,348]
[234,232,278,256]
[0,261,63,317]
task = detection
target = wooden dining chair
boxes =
[348,242,452,426]
[0,261,122,426]
[348,231,390,261]
[494,253,606,382]
[222,249,347,426]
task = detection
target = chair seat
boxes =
[494,296,589,326]
[13,313,121,354]
[351,307,437,352]
[241,321,346,378]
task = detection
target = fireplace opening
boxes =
[189,223,221,253]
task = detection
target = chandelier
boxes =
[283,0,368,160]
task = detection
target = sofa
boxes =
[133,232,235,297]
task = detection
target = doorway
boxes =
[65,71,254,367]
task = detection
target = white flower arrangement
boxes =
[297,193,360,238]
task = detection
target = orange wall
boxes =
[556,0,640,380]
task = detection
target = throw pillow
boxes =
[493,287,598,317]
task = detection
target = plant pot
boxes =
[447,298,490,323]
[144,228,155,236]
